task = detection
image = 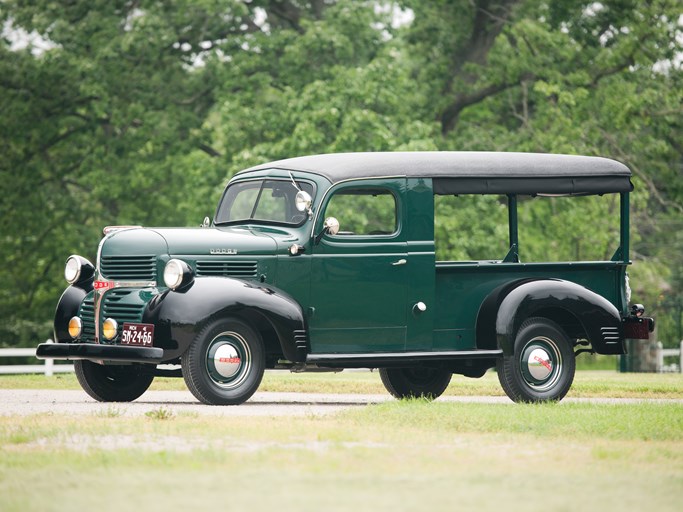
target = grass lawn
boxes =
[1,400,682,512]
[2,369,683,399]
[1,371,682,511]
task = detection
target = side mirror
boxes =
[324,217,340,235]
[314,217,340,244]
[201,216,211,228]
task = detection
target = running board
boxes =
[306,349,503,367]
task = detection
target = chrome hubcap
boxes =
[206,331,251,389]
[212,344,242,379]
[526,347,553,381]
[520,336,562,391]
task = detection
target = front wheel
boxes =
[182,318,265,405]
[75,360,154,402]
[379,367,452,400]
[497,317,575,403]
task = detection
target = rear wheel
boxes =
[497,317,575,403]
[182,317,265,405]
[379,367,452,400]
[75,360,154,402]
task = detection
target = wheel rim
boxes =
[205,331,252,389]
[519,336,563,391]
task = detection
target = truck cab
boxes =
[38,152,654,404]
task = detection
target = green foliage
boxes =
[519,195,621,262]
[145,407,174,421]
[1,1,225,342]
[1,0,681,345]
[434,195,509,261]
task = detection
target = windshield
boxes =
[215,179,314,226]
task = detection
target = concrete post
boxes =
[656,341,663,373]
[44,339,54,377]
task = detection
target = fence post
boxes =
[656,341,663,373]
[44,339,54,377]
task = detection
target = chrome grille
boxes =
[100,255,156,281]
[78,290,147,343]
[102,289,146,335]
[196,260,258,278]
[79,295,96,342]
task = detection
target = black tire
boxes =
[181,317,265,405]
[497,317,575,403]
[379,367,452,400]
[74,360,154,402]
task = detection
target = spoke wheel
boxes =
[497,317,575,403]
[182,318,264,405]
[75,360,154,402]
[379,367,452,400]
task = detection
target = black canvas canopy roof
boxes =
[242,152,633,195]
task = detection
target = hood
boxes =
[99,225,281,263]
[100,228,168,258]
[100,226,276,258]
[97,226,278,283]
[150,226,277,256]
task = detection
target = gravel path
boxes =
[0,389,388,417]
[1,389,681,417]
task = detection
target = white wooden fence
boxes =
[0,340,74,376]
[656,340,683,373]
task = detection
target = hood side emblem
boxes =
[210,248,238,255]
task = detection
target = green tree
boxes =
[0,0,230,342]
[399,0,682,342]
[1,0,681,346]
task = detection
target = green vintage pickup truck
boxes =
[38,152,653,404]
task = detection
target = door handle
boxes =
[391,259,407,266]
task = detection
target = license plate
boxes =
[121,323,155,347]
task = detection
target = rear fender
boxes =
[479,279,623,356]
[145,277,307,362]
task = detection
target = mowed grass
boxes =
[1,400,682,512]
[2,369,683,399]
[1,371,683,511]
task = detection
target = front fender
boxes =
[493,279,623,355]
[145,277,307,362]
[54,285,91,343]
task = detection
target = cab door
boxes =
[308,179,408,353]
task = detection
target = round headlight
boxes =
[64,256,81,284]
[68,317,82,339]
[64,255,95,285]
[164,259,193,290]
[102,318,118,341]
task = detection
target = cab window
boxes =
[325,188,397,236]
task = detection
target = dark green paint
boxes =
[308,179,408,352]
[51,157,637,363]
[433,261,626,351]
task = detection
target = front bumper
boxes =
[36,342,164,364]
